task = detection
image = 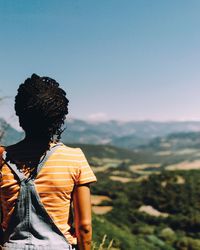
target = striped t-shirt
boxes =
[0,143,97,245]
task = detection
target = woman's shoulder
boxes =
[59,143,83,153]
[57,143,85,158]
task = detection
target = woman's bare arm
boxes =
[73,183,92,250]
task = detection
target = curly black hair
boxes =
[15,74,69,142]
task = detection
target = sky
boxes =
[0,0,200,129]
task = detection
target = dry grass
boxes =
[130,163,161,172]
[92,166,110,173]
[92,158,123,173]
[176,175,185,184]
[132,175,149,182]
[91,195,113,215]
[161,181,167,187]
[166,160,200,171]
[92,235,117,250]
[91,195,112,205]
[138,205,169,218]
[109,176,133,183]
[92,206,113,215]
[101,158,122,164]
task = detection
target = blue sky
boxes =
[0,0,200,128]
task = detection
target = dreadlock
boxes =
[15,74,69,142]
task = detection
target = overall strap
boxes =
[2,151,26,183]
[1,143,63,183]
[35,142,63,176]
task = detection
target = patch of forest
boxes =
[91,170,200,250]
[68,143,162,164]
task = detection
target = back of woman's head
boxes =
[15,74,69,141]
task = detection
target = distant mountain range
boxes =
[2,118,200,148]
[62,119,200,149]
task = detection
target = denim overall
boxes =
[1,144,76,250]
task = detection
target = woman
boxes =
[0,74,97,250]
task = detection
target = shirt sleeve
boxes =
[75,148,97,185]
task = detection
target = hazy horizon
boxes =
[3,110,200,132]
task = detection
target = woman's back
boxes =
[0,143,96,249]
[0,74,96,250]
